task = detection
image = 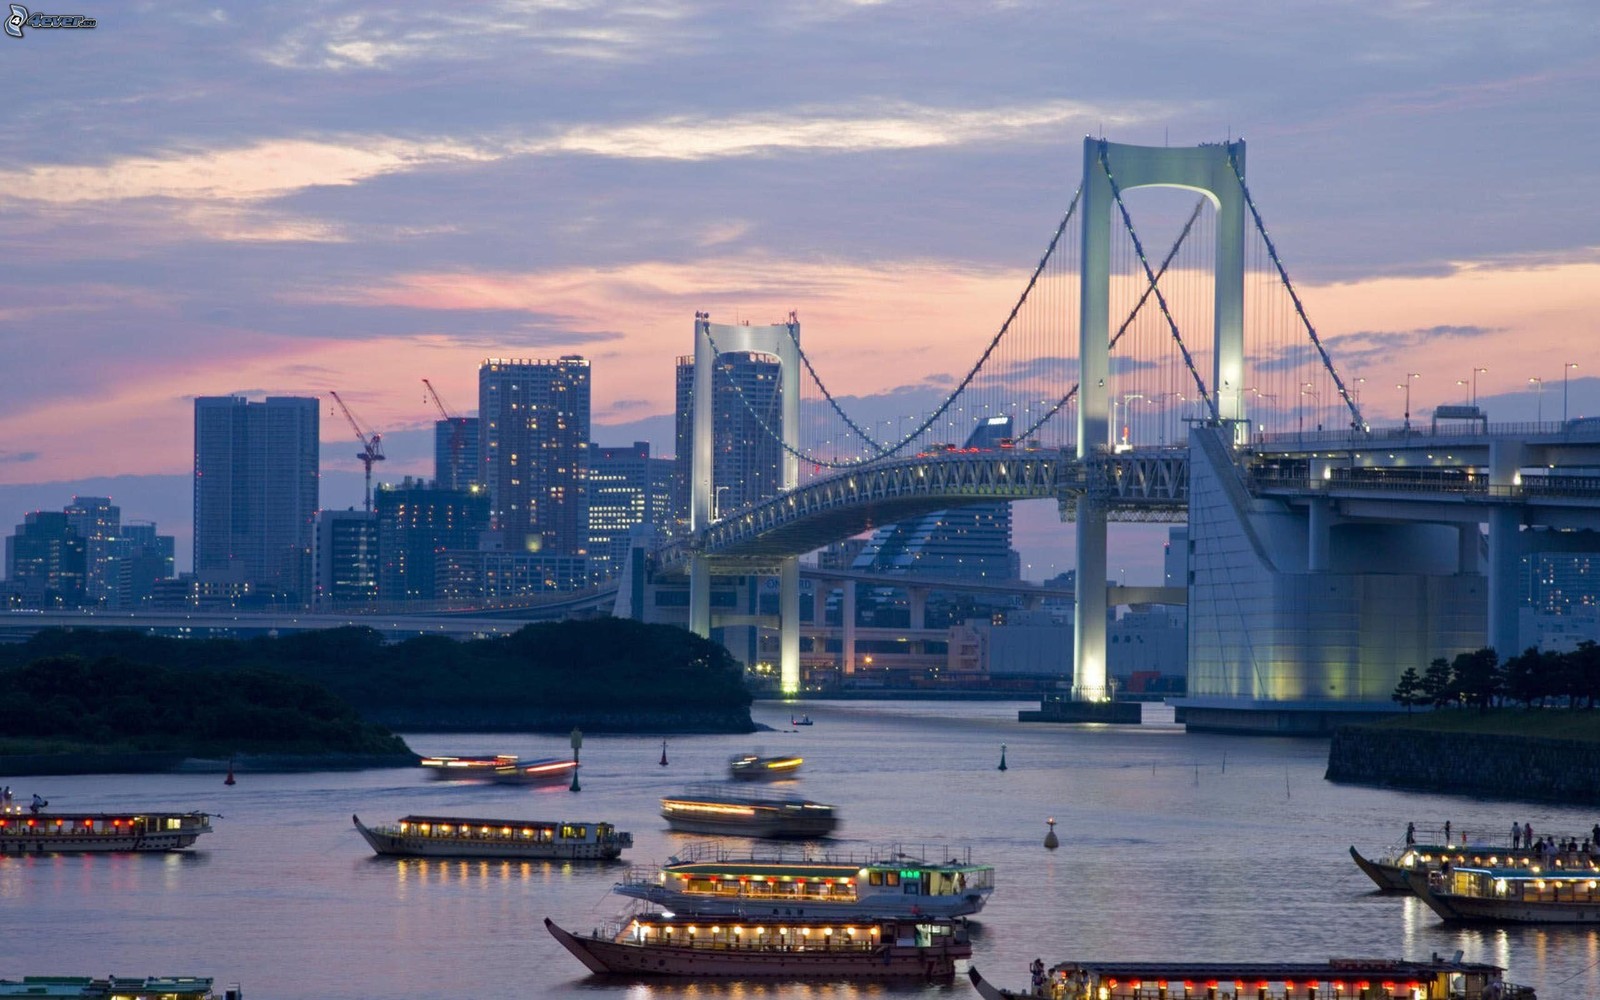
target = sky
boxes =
[2,1,1598,583]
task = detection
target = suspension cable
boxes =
[1097,140,1220,423]
[1226,147,1366,432]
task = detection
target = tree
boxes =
[1571,640,1600,709]
[1503,647,1542,708]
[1451,647,1501,712]
[1392,667,1426,713]
[1420,657,1456,708]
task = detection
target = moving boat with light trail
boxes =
[418,754,519,779]
[615,841,994,918]
[660,784,838,838]
[729,753,803,781]
[351,814,631,860]
[545,912,969,979]
[968,956,1535,1000]
[489,757,580,785]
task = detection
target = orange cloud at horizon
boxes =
[5,254,1597,486]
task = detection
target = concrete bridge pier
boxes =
[689,555,711,638]
[1073,493,1109,701]
[780,556,800,694]
[840,580,857,675]
[1488,439,1528,657]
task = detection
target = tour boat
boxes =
[0,805,213,855]
[0,978,240,1000]
[729,753,804,781]
[418,754,519,779]
[489,757,580,785]
[351,814,631,860]
[791,715,814,726]
[1407,865,1600,924]
[614,841,994,918]
[1350,842,1598,892]
[545,913,970,979]
[659,784,838,838]
[968,956,1536,1000]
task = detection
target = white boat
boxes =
[660,784,838,838]
[0,801,212,855]
[729,753,803,781]
[352,814,631,860]
[418,754,519,779]
[614,841,995,918]
[0,978,239,1000]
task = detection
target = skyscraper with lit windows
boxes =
[478,357,590,559]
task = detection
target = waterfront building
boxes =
[192,395,319,604]
[434,416,479,492]
[1522,551,1600,615]
[4,511,86,607]
[478,357,590,558]
[672,351,783,528]
[313,509,379,609]
[435,550,590,602]
[374,479,489,605]
[588,442,669,581]
[104,520,175,609]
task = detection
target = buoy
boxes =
[1044,817,1059,850]
[998,743,1008,772]
[224,757,236,786]
[659,740,669,767]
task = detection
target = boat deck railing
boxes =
[653,839,984,869]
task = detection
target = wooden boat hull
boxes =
[351,815,627,860]
[1349,845,1412,891]
[545,918,966,979]
[1408,870,1600,924]
[0,813,211,855]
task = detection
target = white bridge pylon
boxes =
[1074,137,1246,702]
[688,315,803,694]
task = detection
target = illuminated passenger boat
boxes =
[1350,842,1598,893]
[660,784,838,839]
[489,757,580,785]
[0,977,239,1000]
[418,754,519,779]
[0,807,212,855]
[545,913,969,979]
[351,814,631,860]
[1407,865,1600,924]
[968,956,1535,1000]
[729,754,804,781]
[615,843,994,918]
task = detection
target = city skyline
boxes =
[2,2,1596,583]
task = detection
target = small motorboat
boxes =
[791,715,813,726]
[729,753,803,781]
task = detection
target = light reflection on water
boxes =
[0,699,1597,1000]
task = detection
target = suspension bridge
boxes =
[675,137,1600,724]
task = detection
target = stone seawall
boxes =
[1326,725,1600,805]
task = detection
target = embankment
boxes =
[1326,725,1600,805]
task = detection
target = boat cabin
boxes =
[391,816,624,846]
[650,855,995,906]
[612,915,963,954]
[1037,958,1527,1000]
[1437,864,1600,905]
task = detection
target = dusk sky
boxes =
[3,1,1597,581]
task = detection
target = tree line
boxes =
[1392,642,1600,711]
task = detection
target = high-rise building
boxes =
[106,520,175,608]
[851,417,1019,581]
[375,479,490,605]
[4,511,86,606]
[589,441,672,580]
[478,357,590,558]
[193,395,319,603]
[433,416,479,491]
[64,496,119,604]
[673,351,783,527]
[313,509,379,609]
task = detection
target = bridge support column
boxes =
[841,580,856,676]
[689,555,711,638]
[1073,495,1109,701]
[780,556,800,694]
[907,588,928,631]
[1488,507,1524,657]
[1307,498,1331,572]
[1458,524,1482,576]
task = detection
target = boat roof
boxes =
[0,811,207,822]
[662,855,991,874]
[394,815,612,828]
[1047,959,1506,980]
[662,785,833,808]
[1449,864,1599,879]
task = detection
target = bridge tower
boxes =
[689,315,803,694]
[1074,138,1246,702]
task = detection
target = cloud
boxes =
[0,451,39,465]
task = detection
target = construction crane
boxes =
[329,390,385,512]
[422,378,466,489]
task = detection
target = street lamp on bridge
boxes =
[1529,376,1544,425]
[1565,362,1579,424]
[1299,383,1318,442]
[1400,372,1421,432]
[1472,367,1488,409]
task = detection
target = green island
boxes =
[0,618,755,773]
[1327,645,1600,803]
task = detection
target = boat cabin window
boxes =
[869,871,883,886]
[560,825,588,840]
[884,872,899,886]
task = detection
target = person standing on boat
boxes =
[1525,821,1533,845]
[1030,958,1047,996]
[1512,822,1521,849]
[1405,822,1415,845]
[1444,820,1451,845]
